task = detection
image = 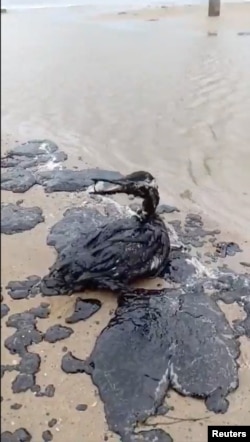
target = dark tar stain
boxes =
[10,403,22,410]
[32,384,56,398]
[61,352,91,374]
[64,287,240,440]
[42,430,53,441]
[3,304,50,393]
[75,404,88,411]
[1,303,10,318]
[48,419,57,428]
[1,203,44,235]
[36,169,123,193]
[1,428,32,442]
[12,374,36,393]
[156,204,180,214]
[65,298,102,324]
[1,139,122,194]
[43,325,74,343]
[6,276,42,300]
[215,242,242,258]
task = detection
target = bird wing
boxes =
[51,217,169,285]
[75,219,166,280]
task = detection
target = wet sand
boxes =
[1,3,250,442]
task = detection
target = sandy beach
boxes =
[1,3,250,442]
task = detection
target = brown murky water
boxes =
[2,3,250,238]
[1,4,250,442]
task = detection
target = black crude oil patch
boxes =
[164,215,249,342]
[163,250,197,284]
[35,168,123,193]
[61,352,90,374]
[2,297,75,400]
[33,384,56,398]
[240,262,250,268]
[10,403,22,410]
[6,276,41,300]
[1,303,10,318]
[76,403,88,411]
[156,204,180,215]
[211,272,250,338]
[1,140,67,170]
[161,213,226,283]
[1,139,67,193]
[1,165,123,194]
[168,213,220,249]
[43,324,74,343]
[42,430,53,441]
[1,203,44,235]
[48,419,57,428]
[3,303,50,393]
[1,139,123,194]
[43,384,55,397]
[237,31,250,36]
[1,168,37,193]
[45,196,142,255]
[214,242,242,258]
[46,205,108,253]
[234,307,250,338]
[12,373,36,393]
[1,428,32,442]
[65,298,102,324]
[61,288,239,440]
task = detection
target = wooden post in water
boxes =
[208,0,221,17]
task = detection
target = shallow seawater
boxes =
[1,3,250,442]
[2,4,250,239]
[0,0,230,10]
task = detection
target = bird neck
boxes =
[142,188,159,217]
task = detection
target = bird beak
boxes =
[89,177,129,195]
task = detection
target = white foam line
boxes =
[38,142,52,154]
[169,362,190,395]
[166,222,179,244]
[2,3,86,11]
[187,256,217,279]
[37,159,63,171]
[154,365,169,402]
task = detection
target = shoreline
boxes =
[2,2,250,240]
[94,2,250,22]
[2,1,250,13]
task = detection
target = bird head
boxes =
[90,170,159,217]
[90,170,157,195]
